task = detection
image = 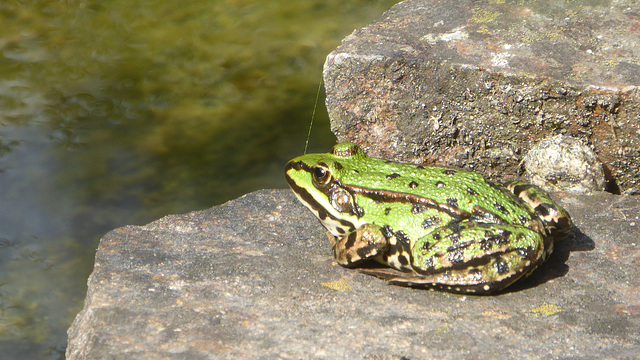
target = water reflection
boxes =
[0,0,398,357]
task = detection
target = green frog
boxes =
[284,142,572,294]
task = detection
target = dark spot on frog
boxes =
[384,207,392,215]
[386,173,401,180]
[408,181,419,189]
[435,181,446,188]
[448,232,461,244]
[354,205,365,218]
[498,229,512,244]
[432,232,442,240]
[535,203,555,217]
[518,215,528,224]
[494,202,509,215]
[336,227,346,235]
[467,267,482,278]
[416,165,424,169]
[479,229,512,250]
[398,254,410,266]
[422,215,441,229]
[467,187,478,196]
[352,169,359,174]
[446,220,464,233]
[344,232,358,249]
[382,225,394,239]
[443,169,456,176]
[395,230,411,245]
[334,161,343,170]
[447,197,459,208]
[470,206,506,224]
[479,232,495,250]
[494,256,510,275]
[554,215,571,232]
[356,245,377,260]
[421,241,432,251]
[412,204,427,214]
[516,246,535,260]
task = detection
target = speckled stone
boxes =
[523,134,605,193]
[66,189,640,359]
[323,0,640,193]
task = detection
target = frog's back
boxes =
[335,154,530,221]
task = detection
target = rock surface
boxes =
[67,189,640,359]
[323,0,640,193]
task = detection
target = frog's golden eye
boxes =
[314,166,327,179]
[312,163,332,186]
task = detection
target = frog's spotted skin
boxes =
[284,142,572,294]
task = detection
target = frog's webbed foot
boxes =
[329,224,389,267]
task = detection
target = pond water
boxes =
[0,0,398,358]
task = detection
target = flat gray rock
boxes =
[67,189,640,359]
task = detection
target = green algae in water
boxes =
[0,0,399,357]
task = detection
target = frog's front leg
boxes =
[329,224,389,267]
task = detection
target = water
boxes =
[0,0,398,358]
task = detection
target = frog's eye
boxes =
[312,163,332,186]
[314,167,327,179]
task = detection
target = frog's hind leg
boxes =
[360,222,552,294]
[404,222,550,294]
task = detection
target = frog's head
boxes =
[284,142,367,236]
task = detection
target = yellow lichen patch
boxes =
[476,25,492,35]
[528,303,562,316]
[321,278,350,291]
[470,9,502,23]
